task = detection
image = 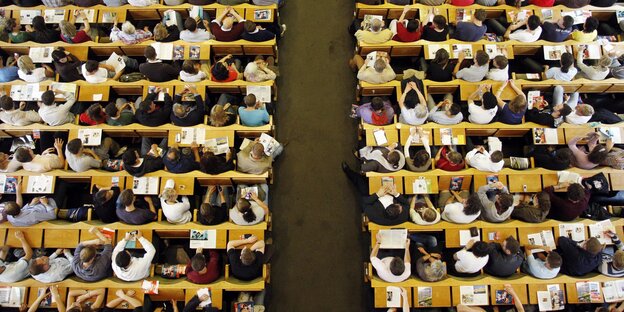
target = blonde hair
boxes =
[614,250,624,270]
[509,95,527,113]
[598,55,612,69]
[59,20,77,38]
[210,105,231,127]
[121,21,136,34]
[160,187,177,202]
[17,56,35,74]
[153,23,168,41]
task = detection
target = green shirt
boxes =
[9,32,31,43]
[107,111,134,126]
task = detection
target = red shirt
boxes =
[79,111,106,125]
[451,0,475,5]
[61,30,91,43]
[392,22,422,42]
[529,0,554,6]
[210,65,238,82]
[209,22,245,42]
[435,147,465,171]
[185,250,220,284]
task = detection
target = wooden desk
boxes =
[413,286,452,307]
[404,176,438,194]
[158,176,195,196]
[365,128,399,147]
[6,228,43,248]
[563,127,594,144]
[554,224,588,242]
[481,227,517,243]
[473,174,508,190]
[508,174,542,193]
[228,229,265,248]
[374,286,412,308]
[43,229,79,248]
[610,173,624,191]
[528,283,565,305]
[150,288,185,302]
[490,284,529,306]
[439,175,472,192]
[433,128,466,146]
[518,226,555,246]
[126,176,161,195]
[168,129,235,148]
[452,285,490,306]
[77,85,110,102]
[446,228,478,248]
[22,175,56,194]
[0,229,6,246]
[244,7,275,22]
[27,286,67,310]
[399,127,433,147]
[114,231,153,250]
[91,176,125,190]
[80,228,116,243]
[368,176,405,195]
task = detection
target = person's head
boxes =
[79,246,97,265]
[475,50,489,66]
[0,96,14,111]
[389,256,405,275]
[236,198,257,223]
[211,62,230,81]
[585,237,603,255]
[4,201,21,216]
[545,251,562,269]
[86,103,105,122]
[493,55,508,70]
[184,17,198,32]
[560,52,574,73]
[412,150,430,167]
[222,16,234,30]
[473,9,487,22]
[423,260,445,280]
[414,104,428,119]
[153,23,168,41]
[251,143,265,160]
[121,21,136,34]
[419,207,437,222]
[244,20,257,33]
[139,98,156,113]
[94,188,114,205]
[447,151,463,165]
[613,250,624,270]
[471,241,490,257]
[432,48,449,66]
[574,104,594,118]
[370,18,383,32]
[51,49,68,64]
[59,20,77,38]
[370,97,384,112]
[29,256,50,275]
[4,18,20,34]
[144,46,157,61]
[67,305,94,312]
[115,249,132,268]
[244,94,257,108]
[554,148,573,167]
[387,151,401,169]
[240,247,256,266]
[210,105,230,127]
[17,55,35,74]
[559,15,574,29]
[552,103,572,118]
[432,15,447,30]
[463,193,483,216]
[199,203,217,223]
[104,102,119,118]
[14,146,34,163]
[597,55,612,70]
[166,147,181,163]
[384,204,403,220]
[406,19,420,33]
[32,16,46,32]
[41,90,56,106]
[567,183,586,203]
[160,187,178,203]
[122,149,139,167]
[84,60,99,74]
[182,60,199,75]
[527,15,540,31]
[509,95,527,114]
[490,150,503,163]
[119,189,135,207]
[502,236,520,255]
[66,138,83,155]
[446,103,461,117]
[584,17,599,33]
[173,103,191,118]
[191,253,207,273]
[495,193,514,213]
[536,191,551,213]
[373,58,386,73]
[482,92,497,110]
[587,143,608,164]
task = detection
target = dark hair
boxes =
[490,151,503,163]
[200,152,226,175]
[3,18,17,35]
[67,138,83,155]
[406,20,420,32]
[0,96,13,111]
[387,151,400,169]
[475,50,489,66]
[244,20,256,33]
[493,55,508,69]
[244,94,256,107]
[587,144,608,164]
[41,90,55,106]
[560,52,574,73]
[384,204,402,219]
[191,253,206,272]
[389,257,405,275]
[144,46,157,60]
[448,103,461,116]
[32,16,46,32]
[584,17,599,33]
[4,202,21,216]
[211,62,230,81]
[567,183,586,202]
[86,103,105,122]
[94,189,110,205]
[371,97,384,111]
[122,150,138,167]
[184,17,197,32]
[29,259,47,275]
[536,191,551,213]
[527,15,540,30]
[546,251,562,268]
[104,102,119,117]
[413,150,430,167]
[14,147,33,162]
[182,60,198,74]
[199,203,217,224]
[554,148,572,167]
[482,92,497,110]
[119,189,135,206]
[237,198,257,223]
[504,236,520,254]
[496,194,514,213]
[586,237,603,255]
[562,16,574,29]
[51,49,67,63]
[471,241,490,257]
[167,147,180,162]
[474,9,487,22]
[464,193,482,215]
[559,104,572,117]
[115,250,131,268]
[85,60,99,73]
[433,15,447,29]
[432,48,449,66]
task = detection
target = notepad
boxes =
[378,229,407,249]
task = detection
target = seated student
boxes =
[450,240,489,275]
[351,51,396,84]
[116,189,157,224]
[4,18,31,43]
[180,17,214,42]
[30,248,74,283]
[239,94,270,126]
[540,16,574,42]
[244,56,277,82]
[92,184,121,223]
[434,146,465,171]
[524,98,572,128]
[545,182,590,221]
[105,100,136,126]
[483,235,523,277]
[427,95,462,125]
[558,236,603,276]
[571,17,598,42]
[136,88,173,127]
[577,49,611,81]
[370,232,411,283]
[66,137,122,172]
[425,49,453,82]
[568,132,611,169]
[186,248,220,284]
[65,288,106,312]
[566,103,594,125]
[353,97,394,126]
[409,195,440,225]
[440,191,482,224]
[404,127,432,172]
[354,17,393,44]
[504,15,542,42]
[59,13,93,43]
[209,94,238,127]
[199,186,230,225]
[528,146,573,170]
[453,9,487,42]
[14,138,65,173]
[467,86,498,124]
[79,103,107,126]
[0,95,42,126]
[71,226,113,282]
[122,139,165,177]
[545,52,577,81]
[17,56,54,83]
[51,49,83,82]
[139,46,180,83]
[523,244,562,279]
[389,6,422,42]
[242,21,277,42]
[171,86,206,127]
[160,179,192,225]
[28,16,60,44]
[112,231,156,281]
[0,55,19,83]
[496,80,527,125]
[466,146,504,173]
[422,15,449,42]
[511,192,551,223]
[399,81,428,125]
[454,50,489,82]
[210,7,245,42]
[227,236,265,281]
[410,234,445,282]
[487,55,509,81]
[231,184,269,226]
[211,54,243,82]
[599,231,624,277]
[110,20,153,45]
[358,144,405,173]
[81,60,123,83]
[163,144,200,174]
[200,148,235,175]
[236,141,277,174]
[154,22,180,42]
[0,231,32,283]
[181,60,208,82]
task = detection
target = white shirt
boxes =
[229,201,265,226]
[17,68,47,82]
[180,29,214,42]
[0,109,42,126]
[399,106,428,125]
[525,253,559,279]
[180,70,207,83]
[112,237,155,281]
[454,249,489,273]
[243,62,277,82]
[429,106,463,125]
[65,148,100,172]
[441,202,480,224]
[127,0,157,5]
[370,256,411,282]
[0,258,29,282]
[509,26,542,42]
[565,112,592,125]
[546,67,578,81]
[486,65,509,81]
[161,196,192,224]
[22,154,63,173]
[468,101,497,124]
[465,149,504,172]
[81,65,108,84]
[32,251,74,283]
[38,92,76,126]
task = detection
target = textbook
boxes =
[43,9,64,24]
[204,137,229,155]
[19,10,40,25]
[508,9,532,22]
[427,44,450,59]
[373,129,388,146]
[576,281,603,303]
[0,176,18,194]
[526,230,556,253]
[150,42,174,60]
[543,45,568,61]
[50,83,78,99]
[598,127,623,144]
[163,9,179,27]
[10,84,44,101]
[561,10,591,25]
[417,287,432,307]
[106,52,126,73]
[189,229,217,249]
[246,85,271,103]
[460,285,488,306]
[450,176,464,191]
[451,44,473,59]
[378,229,407,249]
[77,129,103,146]
[0,286,26,307]
[537,284,565,311]
[179,128,206,145]
[602,281,624,302]
[588,219,615,244]
[27,175,53,193]
[132,177,159,195]
[558,223,586,242]
[484,45,506,59]
[557,171,582,184]
[533,128,559,145]
[197,288,212,308]
[459,228,480,246]
[386,286,402,308]
[495,289,514,305]
[28,47,53,63]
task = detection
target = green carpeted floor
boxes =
[268,0,366,310]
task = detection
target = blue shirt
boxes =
[162,152,199,174]
[524,253,559,279]
[238,107,270,127]
[0,67,19,82]
[454,22,487,42]
[498,104,525,125]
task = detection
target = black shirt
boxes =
[228,249,263,281]
[139,62,180,83]
[241,29,276,42]
[136,93,173,127]
[198,203,228,225]
[426,62,454,82]
[483,243,524,277]
[558,236,601,276]
[525,108,556,128]
[422,24,449,42]
[30,28,60,44]
[92,186,120,223]
[540,22,572,42]
[171,94,206,127]
[363,194,410,226]
[200,155,235,175]
[159,26,180,43]
[124,155,164,177]
[530,146,570,171]
[54,54,84,82]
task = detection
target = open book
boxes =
[537,285,565,311]
[412,177,432,194]
[205,137,229,155]
[557,171,582,184]
[259,133,280,156]
[588,219,615,244]
[43,9,64,24]
[578,44,602,59]
[189,229,217,249]
[19,10,41,25]
[543,45,568,61]
[132,177,159,195]
[527,230,556,253]
[179,128,206,145]
[28,47,53,63]
[527,91,542,110]
[0,286,26,307]
[78,129,103,146]
[558,223,586,242]
[460,285,488,306]
[197,288,212,308]
[427,44,450,59]
[51,83,78,99]
[386,286,402,308]
[561,10,591,25]
[27,175,53,193]
[534,128,559,144]
[378,229,407,249]
[459,228,480,246]
[362,14,384,30]
[603,281,624,302]
[106,52,126,73]
[484,45,506,59]
[452,44,473,59]
[10,84,43,101]
[576,281,603,303]
[151,42,174,60]
[246,85,272,103]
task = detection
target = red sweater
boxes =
[185,250,220,284]
[545,186,590,221]
[436,147,465,171]
[529,0,555,6]
[392,23,422,42]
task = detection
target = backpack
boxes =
[119,72,145,83]
[581,201,612,221]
